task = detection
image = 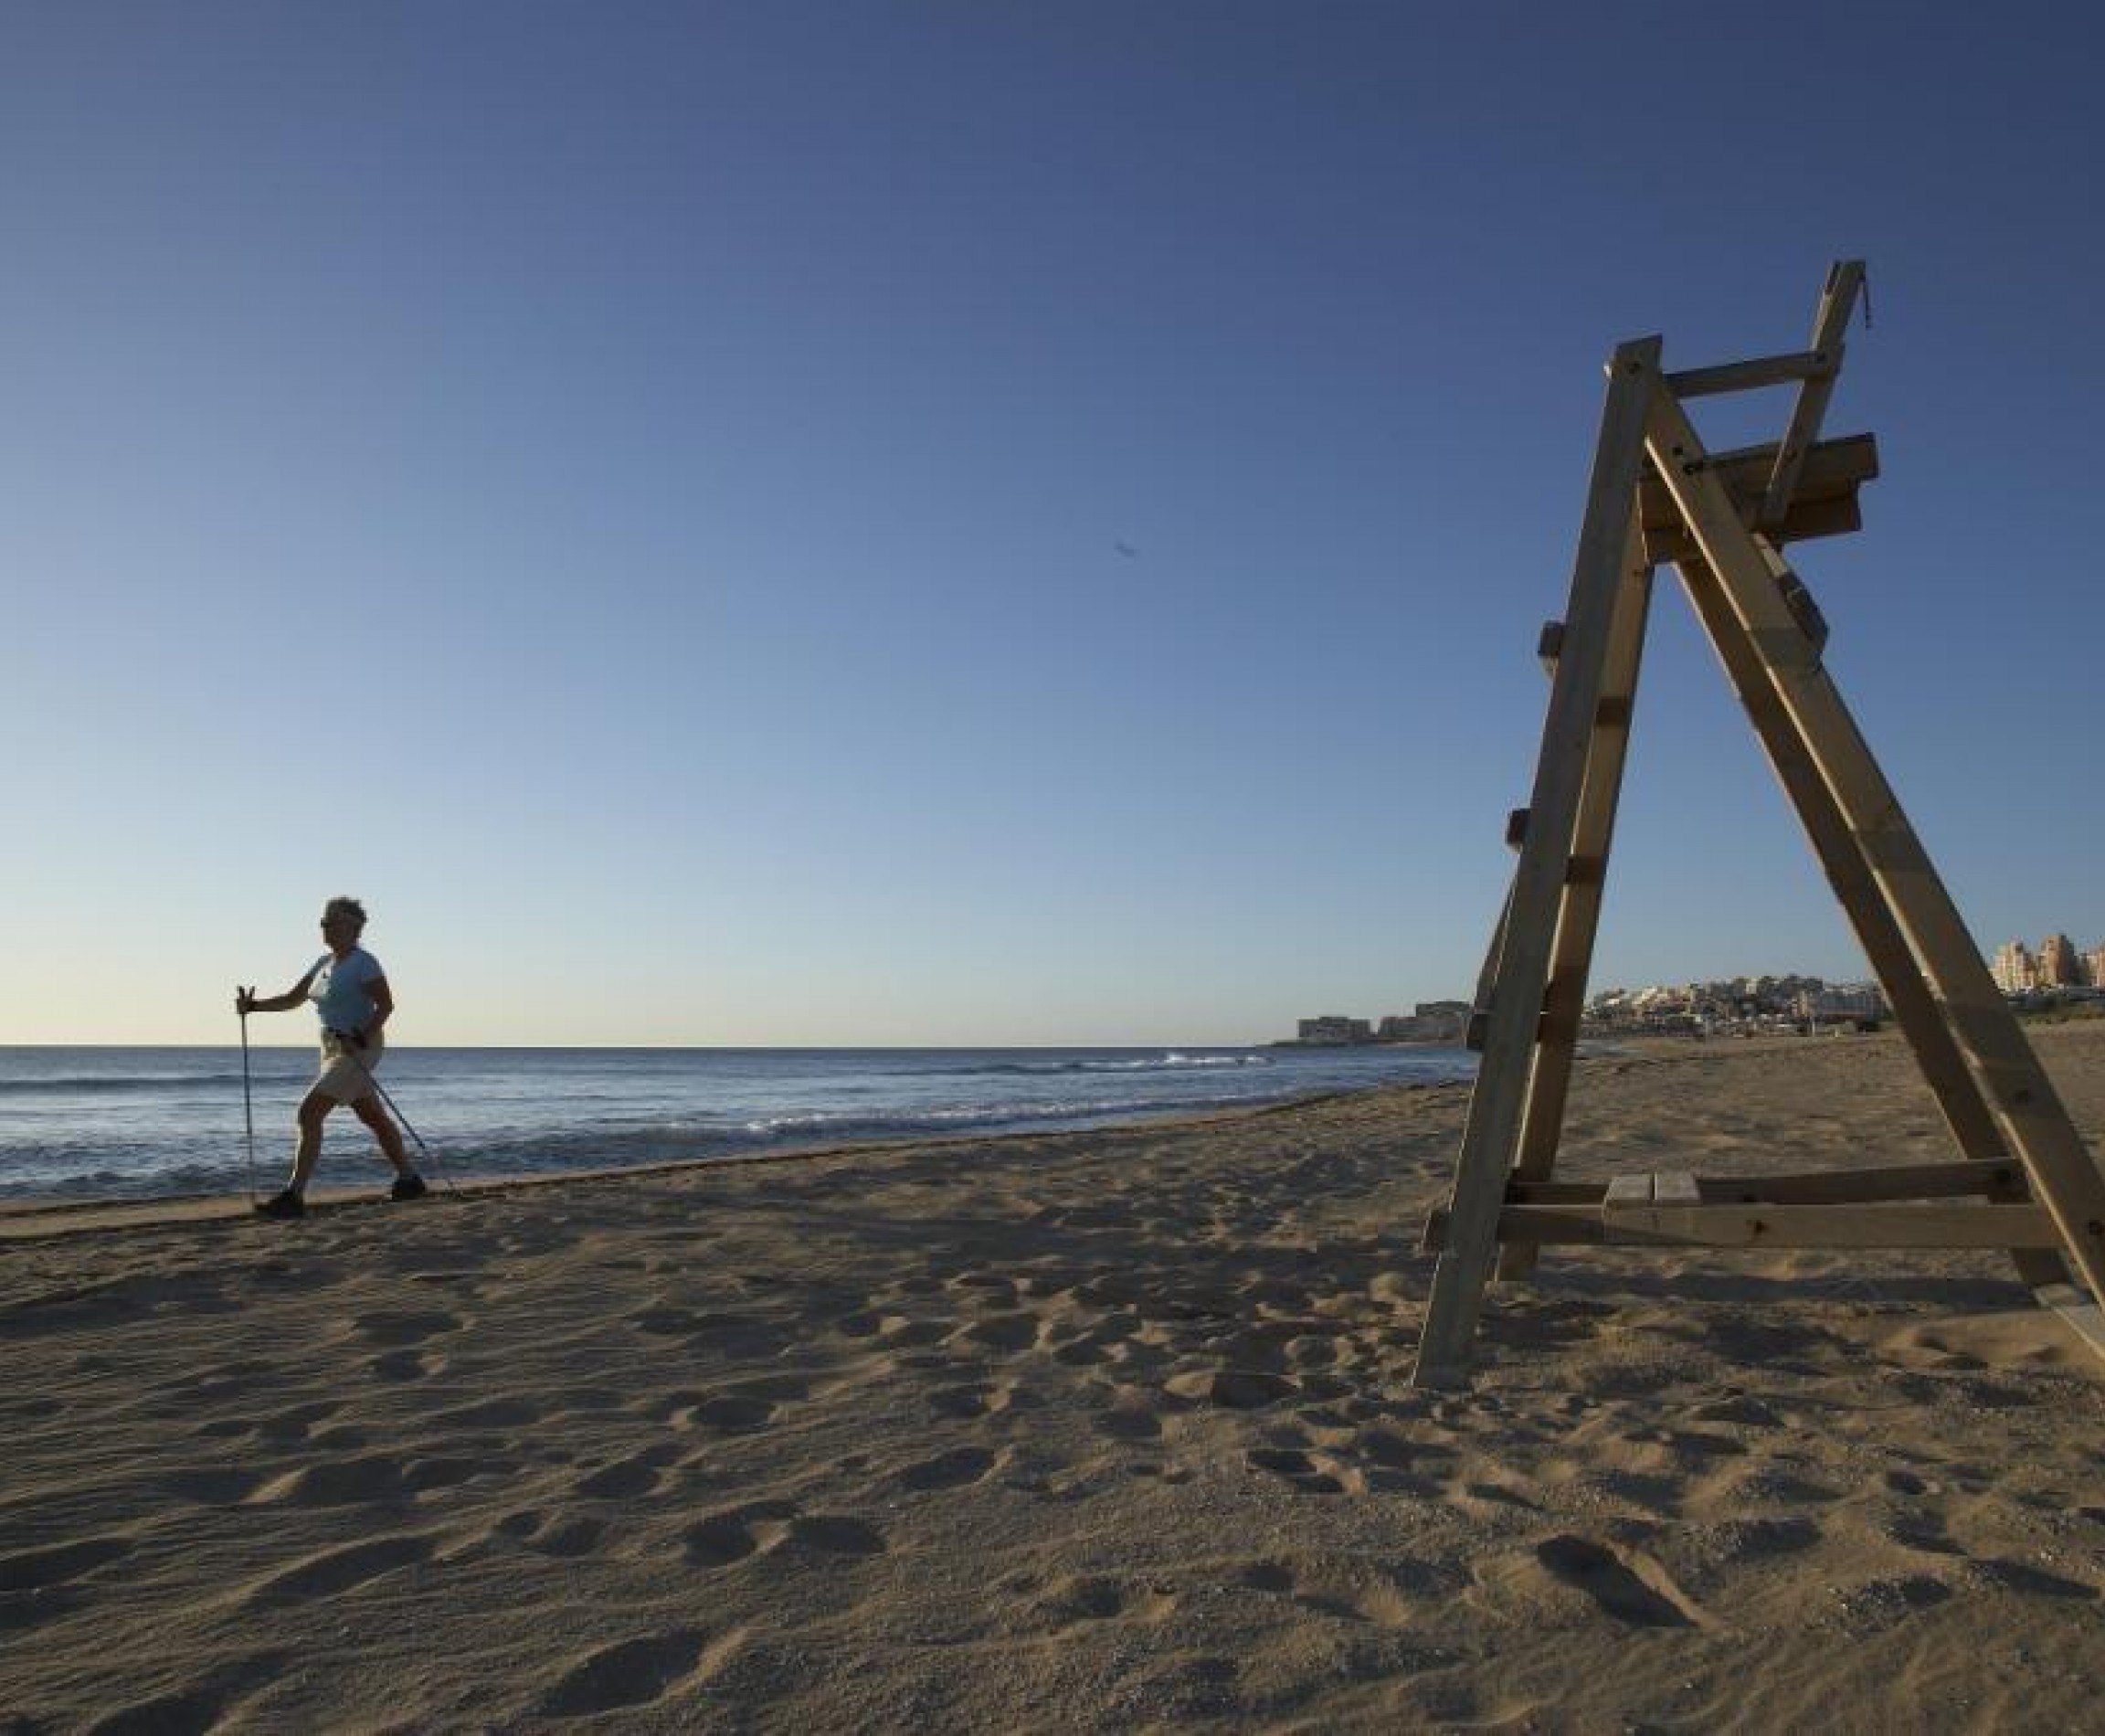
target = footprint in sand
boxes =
[894,1446,1000,1491]
[428,1397,542,1431]
[154,1466,265,1507]
[954,1313,1042,1353]
[929,1381,1032,1419]
[1164,1369,1297,1411]
[406,1455,516,1493]
[1533,1534,1705,1628]
[784,1515,887,1556]
[1244,1446,1361,1496]
[367,1348,445,1383]
[347,1307,462,1348]
[529,1516,608,1559]
[249,1454,407,1507]
[0,1536,134,1593]
[1030,1572,1177,1631]
[536,1627,735,1717]
[574,1455,668,1500]
[680,1502,887,1566]
[682,1512,767,1567]
[1969,1559,2098,1600]
[243,1534,436,1604]
[682,1394,778,1433]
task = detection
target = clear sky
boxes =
[4,3,2100,1046]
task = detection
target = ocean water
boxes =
[0,1043,1476,1201]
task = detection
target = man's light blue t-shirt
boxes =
[310,947,383,1034]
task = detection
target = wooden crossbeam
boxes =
[1498,1160,2032,1208]
[1665,349,1837,398]
[1424,1201,2061,1252]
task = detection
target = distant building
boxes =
[2038,933,2083,988]
[1377,1001,1470,1043]
[1991,941,2037,994]
[1297,1016,1371,1046]
[1797,982,1886,1024]
[2089,945,2105,989]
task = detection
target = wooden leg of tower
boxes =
[1497,523,1655,1281]
[1671,553,2069,1290]
[1412,339,1660,1389]
[1645,381,2105,1308]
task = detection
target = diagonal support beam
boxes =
[1761,260,1865,525]
[1412,338,1660,1389]
[1645,376,2105,1307]
[1670,547,2068,1291]
[1497,517,1655,1280]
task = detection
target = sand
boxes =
[4,1022,2104,1732]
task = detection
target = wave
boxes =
[970,1053,1271,1078]
[0,1071,253,1097]
[397,1084,1309,1180]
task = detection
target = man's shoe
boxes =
[389,1173,429,1202]
[255,1189,305,1221]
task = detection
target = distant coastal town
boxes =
[1293,929,2105,1045]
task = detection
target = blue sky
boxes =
[4,3,2100,1045]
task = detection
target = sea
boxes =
[0,1043,1476,1201]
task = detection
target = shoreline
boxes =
[0,1077,1468,1244]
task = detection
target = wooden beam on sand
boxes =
[1423,1201,2063,1253]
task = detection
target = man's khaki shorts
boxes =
[314,1032,386,1105]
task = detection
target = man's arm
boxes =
[238,967,320,1016]
[354,975,394,1046]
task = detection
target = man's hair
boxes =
[324,895,368,930]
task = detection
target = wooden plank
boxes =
[1497,521,1654,1282]
[1761,259,1866,524]
[1646,379,2105,1309]
[1638,431,1877,530]
[1653,1171,1702,1205]
[1665,349,1836,398]
[1431,1202,2059,1252]
[1704,1160,2027,1204]
[1600,1202,2059,1250]
[1645,492,1858,567]
[1424,1206,1606,1250]
[1504,1160,2030,1207]
[1412,337,1662,1390]
[1604,1172,1653,1207]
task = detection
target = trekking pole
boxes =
[237,990,258,1204]
[332,1033,457,1194]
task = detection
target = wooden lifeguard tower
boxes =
[1412,262,2105,1389]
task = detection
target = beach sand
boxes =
[4,1023,2103,1731]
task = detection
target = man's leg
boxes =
[351,1094,413,1179]
[291,1089,334,1193]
